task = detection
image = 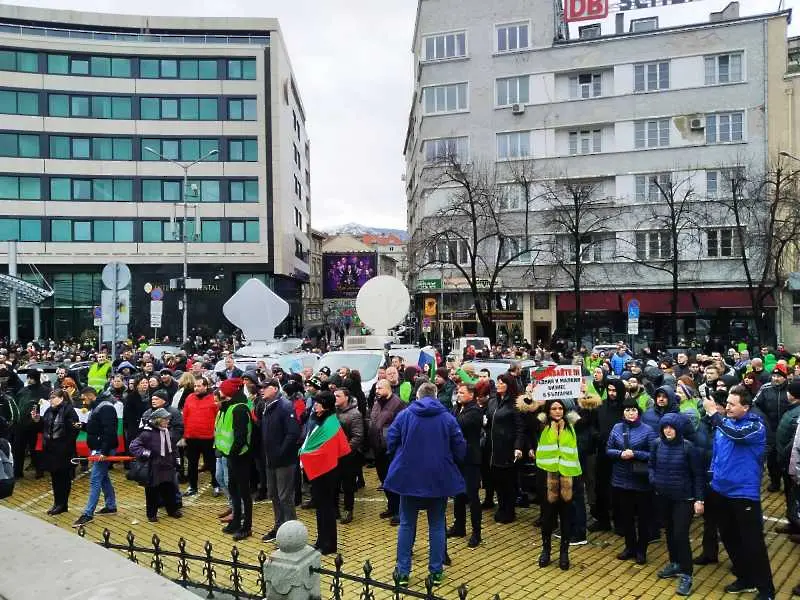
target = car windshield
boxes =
[317,353,383,379]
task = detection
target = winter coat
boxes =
[384,396,466,498]
[17,382,51,430]
[776,403,800,465]
[336,400,364,455]
[606,418,656,491]
[437,380,455,410]
[488,392,525,468]
[648,412,705,501]
[141,405,184,446]
[368,393,404,454]
[642,385,695,441]
[610,352,632,376]
[123,391,149,444]
[85,399,119,455]
[182,392,218,440]
[754,382,791,442]
[37,402,79,472]
[709,410,766,501]
[454,401,483,466]
[596,380,626,446]
[129,426,177,486]
[260,397,300,468]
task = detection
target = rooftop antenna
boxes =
[223,278,289,343]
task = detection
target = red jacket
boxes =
[182,392,218,439]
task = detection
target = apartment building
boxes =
[0,4,311,340]
[405,0,788,347]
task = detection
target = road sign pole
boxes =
[111,264,118,363]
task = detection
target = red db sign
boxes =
[564,0,609,22]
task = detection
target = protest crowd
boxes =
[1,334,800,599]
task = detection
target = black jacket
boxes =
[260,396,300,468]
[488,393,525,468]
[223,394,252,458]
[37,402,79,471]
[454,401,483,466]
[122,391,149,444]
[596,380,626,446]
[755,382,790,441]
[85,399,119,455]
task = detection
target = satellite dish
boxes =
[223,278,289,342]
[356,276,409,335]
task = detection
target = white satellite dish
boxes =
[356,276,409,335]
[223,278,289,342]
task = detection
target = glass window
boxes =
[73,221,91,241]
[92,179,112,201]
[0,133,15,156]
[141,97,160,119]
[229,99,243,120]
[114,179,132,201]
[245,220,259,242]
[244,180,258,202]
[71,96,90,117]
[179,59,198,79]
[180,97,199,120]
[18,92,38,115]
[242,59,256,80]
[70,58,89,75]
[140,59,159,78]
[49,94,69,117]
[161,98,178,119]
[73,179,91,200]
[142,220,162,242]
[160,59,178,78]
[163,181,181,202]
[111,97,131,119]
[0,51,14,71]
[231,221,245,241]
[93,137,112,160]
[91,96,111,118]
[242,99,257,120]
[142,139,160,160]
[228,59,242,79]
[20,177,40,200]
[142,179,161,201]
[200,139,218,158]
[115,220,133,241]
[94,220,114,242]
[199,60,217,79]
[50,136,71,158]
[50,178,71,200]
[200,180,220,202]
[51,220,72,241]
[91,56,111,76]
[199,98,217,120]
[113,138,132,160]
[0,176,17,198]
[18,52,38,73]
[111,57,131,78]
[18,134,39,157]
[162,140,179,160]
[47,54,69,74]
[201,220,221,242]
[181,138,200,160]
[20,219,41,241]
[0,219,18,241]
[0,91,16,114]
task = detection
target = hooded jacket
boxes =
[368,392,404,453]
[260,396,300,468]
[182,392,218,439]
[642,385,694,440]
[709,410,766,501]
[754,381,791,441]
[384,396,466,498]
[606,415,656,491]
[648,412,705,501]
[488,391,525,468]
[454,400,483,466]
[596,379,626,446]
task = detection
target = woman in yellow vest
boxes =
[534,398,582,571]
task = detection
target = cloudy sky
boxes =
[9,0,800,231]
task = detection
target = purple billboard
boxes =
[323,253,377,299]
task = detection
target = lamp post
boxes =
[143,146,218,343]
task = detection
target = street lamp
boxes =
[780,151,800,162]
[143,146,219,343]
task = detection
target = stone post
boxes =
[263,520,321,600]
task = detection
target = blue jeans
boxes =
[570,476,587,540]
[83,451,117,516]
[216,456,231,505]
[396,496,447,576]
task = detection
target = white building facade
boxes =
[0,5,311,339]
[405,0,786,347]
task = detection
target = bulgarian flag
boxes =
[298,415,351,480]
[74,403,125,458]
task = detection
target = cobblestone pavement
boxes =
[2,465,798,599]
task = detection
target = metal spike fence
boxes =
[77,527,502,600]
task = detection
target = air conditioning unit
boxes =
[689,116,705,131]
[512,103,526,115]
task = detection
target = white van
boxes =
[451,337,491,357]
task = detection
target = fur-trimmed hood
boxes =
[515,394,545,413]
[578,394,603,410]
[537,409,580,426]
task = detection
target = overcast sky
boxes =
[8,0,800,231]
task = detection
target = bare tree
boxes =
[539,177,622,348]
[410,155,540,341]
[615,172,704,345]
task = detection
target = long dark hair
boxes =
[497,372,519,399]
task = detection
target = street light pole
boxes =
[143,146,218,343]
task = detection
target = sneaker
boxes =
[767,481,780,493]
[212,487,221,498]
[429,572,445,586]
[657,563,681,579]
[676,575,692,596]
[379,509,394,519]
[723,580,757,594]
[96,507,117,515]
[261,528,278,543]
[754,592,774,600]
[72,514,93,528]
[182,488,198,497]
[232,529,252,541]
[390,516,400,526]
[222,523,240,535]
[569,537,588,546]
[467,534,481,548]
[394,571,409,587]
[339,510,353,525]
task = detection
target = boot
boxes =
[538,534,552,568]
[559,539,570,571]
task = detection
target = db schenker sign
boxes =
[564,0,608,22]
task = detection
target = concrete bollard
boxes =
[263,520,321,600]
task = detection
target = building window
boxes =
[496,76,529,106]
[706,227,741,258]
[631,17,658,32]
[0,133,39,158]
[47,93,131,119]
[634,118,670,149]
[227,59,257,80]
[499,236,530,263]
[0,90,39,116]
[568,129,601,155]
[706,168,744,196]
[706,112,744,144]
[294,207,303,229]
[0,176,41,200]
[228,98,257,121]
[496,22,529,52]
[562,233,616,263]
[140,97,218,120]
[49,177,132,202]
[0,50,38,73]
[498,184,526,211]
[423,31,467,61]
[0,218,41,241]
[141,138,218,161]
[231,220,259,242]
[497,131,531,160]
[144,180,219,203]
[792,292,800,324]
[635,173,672,202]
[705,53,743,85]
[293,175,302,198]
[229,180,259,202]
[48,135,132,160]
[424,136,469,164]
[51,219,133,242]
[228,139,258,161]
[635,231,672,260]
[47,54,132,78]
[422,83,468,114]
[293,143,301,168]
[430,239,470,265]
[569,73,602,99]
[634,61,669,92]
[533,292,550,309]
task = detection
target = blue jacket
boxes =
[384,396,466,498]
[610,352,632,376]
[648,413,705,501]
[259,396,300,469]
[607,418,656,491]
[709,410,766,501]
[642,385,695,439]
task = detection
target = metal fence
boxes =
[77,527,502,600]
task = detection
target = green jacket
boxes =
[585,380,606,400]
[777,404,800,464]
[437,380,455,410]
[584,356,603,372]
[630,389,652,413]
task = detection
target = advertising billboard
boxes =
[323,253,377,299]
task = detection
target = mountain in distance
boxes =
[321,222,409,241]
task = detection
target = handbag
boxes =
[126,457,152,487]
[623,429,649,476]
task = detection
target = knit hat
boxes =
[26,369,41,383]
[773,364,789,377]
[283,380,302,397]
[306,377,323,390]
[318,366,331,376]
[148,407,171,423]
[151,389,170,403]
[219,377,243,398]
[241,370,260,384]
[315,390,336,412]
[788,380,800,399]
[622,397,641,415]
[259,378,281,390]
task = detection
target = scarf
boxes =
[158,427,172,457]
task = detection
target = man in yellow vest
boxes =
[87,352,112,393]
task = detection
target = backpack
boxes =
[0,438,14,499]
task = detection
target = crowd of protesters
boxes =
[1,334,799,599]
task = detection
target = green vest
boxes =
[537,424,582,477]
[87,362,111,392]
[214,403,251,456]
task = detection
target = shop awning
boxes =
[694,290,775,309]
[557,288,775,313]
[556,292,621,312]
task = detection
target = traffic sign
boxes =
[101,262,131,290]
[150,287,164,301]
[422,317,432,333]
[144,282,153,294]
[93,306,102,327]
[627,317,639,335]
[627,299,640,320]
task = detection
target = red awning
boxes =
[694,290,775,309]
[619,291,695,314]
[556,289,775,313]
[556,292,621,312]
